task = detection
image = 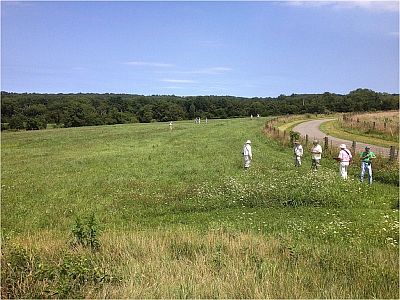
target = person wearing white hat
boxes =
[243,140,253,169]
[336,144,352,179]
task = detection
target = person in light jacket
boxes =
[336,144,352,179]
[293,141,303,167]
[310,140,322,171]
[243,140,252,169]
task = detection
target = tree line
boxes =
[1,89,398,130]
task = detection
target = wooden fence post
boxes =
[389,146,396,161]
[324,137,329,150]
[305,134,308,146]
[352,141,356,154]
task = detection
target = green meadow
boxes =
[1,118,399,299]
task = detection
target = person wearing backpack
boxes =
[336,144,352,180]
[243,140,252,170]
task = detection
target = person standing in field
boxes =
[360,146,376,184]
[310,140,322,171]
[293,140,303,167]
[243,140,252,170]
[169,121,173,130]
[336,144,352,179]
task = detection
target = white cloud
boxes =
[285,1,399,12]
[198,40,225,47]
[158,67,232,75]
[286,1,329,8]
[164,86,185,89]
[335,1,399,12]
[192,67,232,74]
[3,1,30,6]
[125,61,174,68]
[161,79,197,84]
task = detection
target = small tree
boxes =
[289,131,300,144]
[25,117,47,130]
[9,114,26,130]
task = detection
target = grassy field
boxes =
[320,120,397,149]
[1,118,399,298]
[319,111,399,147]
[343,111,399,143]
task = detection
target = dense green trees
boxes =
[1,89,398,130]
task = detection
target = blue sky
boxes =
[2,1,399,97]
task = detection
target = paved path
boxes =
[293,118,392,157]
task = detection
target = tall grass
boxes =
[3,228,398,299]
[339,111,399,143]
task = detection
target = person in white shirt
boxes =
[337,144,352,179]
[243,140,252,169]
[293,141,303,167]
[310,140,322,171]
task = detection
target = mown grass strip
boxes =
[278,119,310,132]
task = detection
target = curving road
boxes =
[292,119,392,157]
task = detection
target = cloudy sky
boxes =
[2,0,399,97]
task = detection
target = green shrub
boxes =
[289,130,300,143]
[1,246,117,299]
[374,168,399,186]
[1,123,10,131]
[26,116,47,130]
[391,198,399,210]
[8,114,26,130]
[71,214,101,251]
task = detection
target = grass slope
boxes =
[2,118,399,298]
[320,119,397,148]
